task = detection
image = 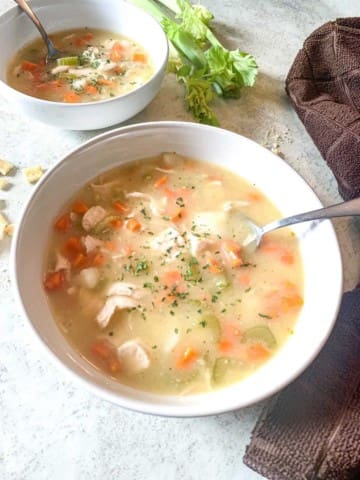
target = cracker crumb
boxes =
[0,178,9,190]
[0,213,8,240]
[5,223,14,237]
[0,159,14,176]
[23,165,44,184]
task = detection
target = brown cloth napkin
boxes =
[285,18,360,200]
[243,286,360,480]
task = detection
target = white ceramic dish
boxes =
[0,0,168,130]
[11,122,343,416]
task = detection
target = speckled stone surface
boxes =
[1,1,359,479]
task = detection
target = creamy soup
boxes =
[43,153,303,395]
[7,28,153,103]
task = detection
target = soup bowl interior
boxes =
[0,0,168,130]
[11,122,343,416]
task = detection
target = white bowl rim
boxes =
[10,121,344,416]
[0,0,169,108]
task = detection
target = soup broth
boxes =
[7,28,153,103]
[43,154,303,395]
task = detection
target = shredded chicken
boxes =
[82,206,107,231]
[55,253,71,272]
[51,65,69,75]
[187,233,216,256]
[96,282,143,328]
[82,235,103,253]
[126,192,160,216]
[150,227,185,259]
[223,200,249,211]
[117,339,150,373]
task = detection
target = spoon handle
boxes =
[262,197,360,235]
[14,0,57,56]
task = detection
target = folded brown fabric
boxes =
[243,286,360,480]
[285,18,360,200]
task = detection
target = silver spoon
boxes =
[14,0,63,63]
[243,196,360,248]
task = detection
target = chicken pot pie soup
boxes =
[7,28,153,103]
[43,153,303,395]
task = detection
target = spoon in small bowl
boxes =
[243,196,360,249]
[14,0,63,63]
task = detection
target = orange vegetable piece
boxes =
[208,257,223,275]
[104,241,117,251]
[221,240,243,268]
[171,208,185,223]
[21,60,38,71]
[36,80,63,90]
[75,32,94,46]
[238,273,251,286]
[247,191,263,202]
[110,218,123,229]
[218,340,233,353]
[43,270,66,291]
[132,52,147,63]
[84,84,98,95]
[113,201,129,213]
[72,253,87,269]
[97,78,116,86]
[91,339,121,373]
[54,213,72,232]
[161,270,182,285]
[126,218,141,232]
[64,91,81,103]
[176,347,199,369]
[71,200,89,214]
[64,236,84,256]
[247,343,270,362]
[154,175,168,188]
[110,42,124,62]
[90,252,105,267]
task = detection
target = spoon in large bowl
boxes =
[14,0,63,63]
[243,196,360,249]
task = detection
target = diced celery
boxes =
[56,56,80,66]
[215,274,229,290]
[92,215,120,235]
[184,256,202,282]
[200,313,221,341]
[243,325,277,349]
[212,357,242,384]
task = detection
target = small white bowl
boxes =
[0,0,168,130]
[11,122,343,416]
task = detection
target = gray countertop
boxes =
[1,1,359,479]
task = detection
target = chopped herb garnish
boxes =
[143,282,153,289]
[258,313,272,319]
[245,287,251,293]
[152,345,157,349]
[153,275,159,282]
[135,259,149,276]
[174,328,179,334]
[176,197,185,207]
[199,320,207,328]
[162,216,170,221]
[170,310,175,316]
[211,294,218,303]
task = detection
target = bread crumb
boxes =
[5,223,14,236]
[0,159,14,176]
[0,213,8,240]
[0,178,9,190]
[23,165,44,184]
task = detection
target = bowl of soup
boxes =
[0,0,168,130]
[11,122,343,416]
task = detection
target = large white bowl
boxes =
[0,0,168,130]
[11,122,343,416]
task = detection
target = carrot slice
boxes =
[176,347,199,369]
[64,91,81,103]
[208,257,223,274]
[238,273,251,286]
[132,52,147,63]
[113,201,129,213]
[110,42,124,62]
[43,270,66,291]
[21,60,38,71]
[126,218,141,232]
[97,78,116,86]
[54,213,72,232]
[221,240,243,268]
[110,219,123,229]
[71,200,89,214]
[64,236,84,256]
[247,343,270,361]
[84,84,98,95]
[154,175,168,188]
[75,32,94,46]
[90,252,105,267]
[91,339,121,373]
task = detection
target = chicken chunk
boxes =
[150,227,185,259]
[117,339,150,373]
[82,206,107,231]
[96,296,139,328]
